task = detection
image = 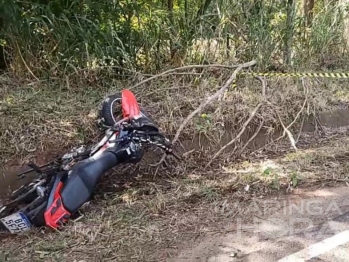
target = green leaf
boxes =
[291,173,298,187]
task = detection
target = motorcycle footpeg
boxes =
[27,161,43,174]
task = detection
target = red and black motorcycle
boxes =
[0,90,179,234]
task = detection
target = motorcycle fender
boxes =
[121,89,141,118]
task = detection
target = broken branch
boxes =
[171,60,257,146]
[237,119,265,157]
[130,62,256,90]
[206,102,262,167]
[152,60,257,172]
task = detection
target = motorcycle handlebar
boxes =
[110,132,181,160]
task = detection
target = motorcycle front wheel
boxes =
[99,93,152,127]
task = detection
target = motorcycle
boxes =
[0,89,180,234]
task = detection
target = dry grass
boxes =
[222,130,349,192]
[2,133,349,261]
[0,76,99,164]
[0,68,347,166]
[1,68,349,261]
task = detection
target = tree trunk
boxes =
[303,0,315,27]
[196,0,213,20]
[340,0,349,50]
[167,0,175,25]
[285,0,295,66]
[167,0,177,60]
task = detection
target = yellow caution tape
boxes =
[230,71,349,89]
[241,72,349,78]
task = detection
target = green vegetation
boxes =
[2,1,349,260]
[1,0,349,184]
[1,0,348,78]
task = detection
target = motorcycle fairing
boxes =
[44,180,71,229]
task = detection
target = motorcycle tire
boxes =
[99,93,153,127]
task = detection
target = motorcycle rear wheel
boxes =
[0,176,55,232]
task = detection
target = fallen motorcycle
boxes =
[0,89,179,234]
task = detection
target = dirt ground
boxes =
[1,128,349,261]
[2,74,349,261]
[172,186,349,262]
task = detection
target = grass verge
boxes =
[1,69,349,260]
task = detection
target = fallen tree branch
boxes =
[296,115,306,143]
[130,62,256,90]
[269,78,309,149]
[229,76,266,159]
[171,60,256,145]
[16,41,39,81]
[216,75,267,160]
[314,112,325,136]
[206,102,262,167]
[270,102,297,151]
[293,78,309,143]
[236,119,265,157]
[152,60,257,172]
[287,78,308,130]
[255,76,267,97]
[254,76,300,151]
